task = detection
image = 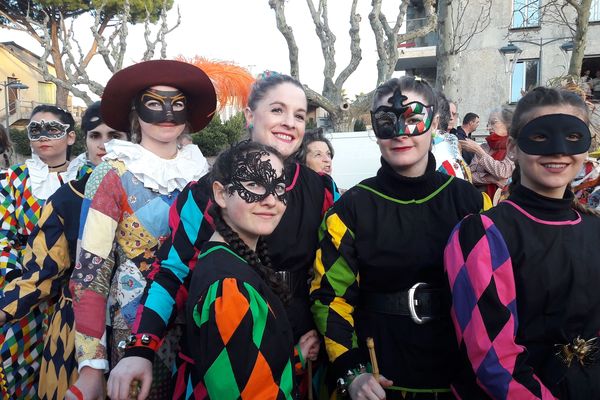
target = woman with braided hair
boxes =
[182,141,316,399]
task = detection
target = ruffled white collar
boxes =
[103,140,209,195]
[26,152,86,200]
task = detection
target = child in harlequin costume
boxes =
[0,104,88,399]
[445,87,600,399]
[108,72,337,400]
[310,76,490,400]
[68,59,216,400]
[185,141,316,399]
[0,101,130,399]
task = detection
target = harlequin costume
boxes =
[0,153,89,399]
[310,154,490,399]
[69,59,216,399]
[125,162,338,399]
[186,242,296,399]
[445,184,600,399]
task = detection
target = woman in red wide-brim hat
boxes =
[66,59,216,400]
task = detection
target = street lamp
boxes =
[498,43,523,74]
[560,41,575,53]
[2,80,29,133]
[560,41,575,72]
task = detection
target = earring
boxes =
[247,122,254,130]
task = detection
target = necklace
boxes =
[48,160,67,169]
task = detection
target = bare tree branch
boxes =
[447,0,492,55]
[334,0,362,91]
[268,0,300,79]
[306,0,338,98]
[143,1,181,60]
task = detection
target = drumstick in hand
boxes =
[366,337,379,380]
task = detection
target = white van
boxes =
[328,131,381,190]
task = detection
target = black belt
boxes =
[359,283,446,324]
[275,269,308,293]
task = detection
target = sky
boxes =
[0,0,402,106]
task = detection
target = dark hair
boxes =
[30,104,75,159]
[296,128,334,164]
[247,72,305,112]
[30,104,75,133]
[435,89,450,132]
[209,140,290,303]
[0,124,11,153]
[462,112,479,125]
[372,76,438,116]
[508,86,598,215]
[83,101,132,142]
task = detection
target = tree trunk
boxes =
[329,109,353,132]
[49,19,69,107]
[568,0,592,77]
[436,0,450,90]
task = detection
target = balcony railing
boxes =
[0,100,44,127]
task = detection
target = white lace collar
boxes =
[103,139,209,195]
[25,152,86,200]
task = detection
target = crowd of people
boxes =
[0,58,598,400]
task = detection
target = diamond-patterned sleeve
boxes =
[126,179,213,360]
[444,215,556,400]
[70,163,124,371]
[319,171,341,216]
[0,199,69,320]
[190,278,294,400]
[0,168,29,287]
[309,208,362,378]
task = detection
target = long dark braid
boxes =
[209,140,291,303]
[209,206,290,304]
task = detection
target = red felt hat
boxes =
[101,59,217,132]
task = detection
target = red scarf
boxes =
[484,132,509,198]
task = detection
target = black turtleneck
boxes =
[374,153,451,201]
[507,184,578,222]
[321,152,485,388]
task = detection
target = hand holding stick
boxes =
[366,337,379,380]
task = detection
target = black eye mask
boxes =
[227,150,287,205]
[134,89,188,125]
[518,114,591,155]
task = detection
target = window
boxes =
[591,0,600,22]
[38,81,56,104]
[511,59,539,103]
[512,0,540,28]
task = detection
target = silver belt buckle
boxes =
[275,271,291,290]
[408,282,431,324]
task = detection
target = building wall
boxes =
[0,43,59,126]
[402,1,600,137]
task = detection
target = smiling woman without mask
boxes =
[0,100,130,400]
[0,104,91,398]
[445,87,600,399]
[310,76,491,399]
[68,59,216,400]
